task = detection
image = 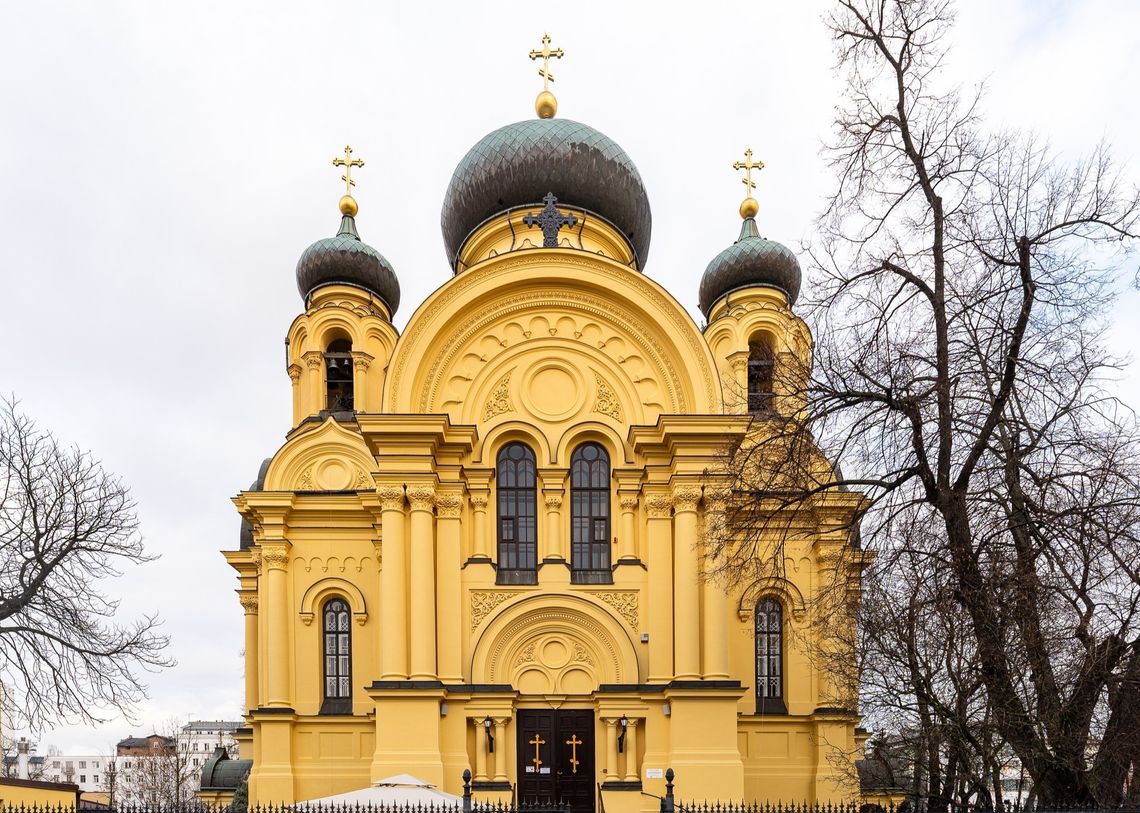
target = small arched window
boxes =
[321,597,352,714]
[747,337,775,415]
[497,442,537,585]
[755,597,786,714]
[325,338,354,412]
[570,443,612,584]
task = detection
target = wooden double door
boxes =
[516,709,595,813]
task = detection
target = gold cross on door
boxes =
[564,734,582,774]
[529,733,545,769]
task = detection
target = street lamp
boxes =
[484,716,495,754]
[617,714,629,753]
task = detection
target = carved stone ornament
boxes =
[593,373,623,421]
[406,484,437,512]
[619,495,639,513]
[592,591,639,629]
[645,493,673,519]
[287,363,303,383]
[298,466,314,491]
[469,492,489,511]
[250,548,262,574]
[261,548,289,570]
[303,350,324,370]
[436,491,463,519]
[377,485,405,511]
[517,641,537,665]
[354,468,373,490]
[544,494,563,510]
[671,486,703,513]
[483,371,515,421]
[572,643,594,665]
[351,351,373,372]
[238,593,259,614]
[471,590,519,631]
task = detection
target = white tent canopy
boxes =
[294,774,464,809]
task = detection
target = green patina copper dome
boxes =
[699,217,802,316]
[296,215,401,316]
[441,118,652,269]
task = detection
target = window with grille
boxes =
[497,442,537,584]
[321,597,352,714]
[747,337,775,414]
[755,597,787,714]
[570,443,612,583]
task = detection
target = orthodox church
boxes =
[224,36,867,811]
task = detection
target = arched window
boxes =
[497,442,537,584]
[325,338,354,411]
[747,337,775,415]
[570,443,612,584]
[755,597,786,714]
[321,597,352,714]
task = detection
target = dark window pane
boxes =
[570,443,611,582]
[756,598,783,703]
[497,442,537,582]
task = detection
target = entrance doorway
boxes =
[516,709,595,813]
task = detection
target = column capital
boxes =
[238,593,259,614]
[469,491,489,511]
[377,484,406,511]
[671,485,703,513]
[645,492,672,519]
[619,494,639,512]
[287,363,303,383]
[436,489,464,519]
[544,493,563,510]
[406,483,437,512]
[302,350,324,369]
[351,350,374,372]
[261,545,290,570]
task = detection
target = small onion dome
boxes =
[441,118,652,269]
[698,216,802,317]
[296,208,401,316]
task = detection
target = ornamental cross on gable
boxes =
[333,145,365,195]
[523,193,578,247]
[733,148,764,194]
[529,33,564,91]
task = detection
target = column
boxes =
[493,718,509,781]
[645,491,674,682]
[623,720,639,782]
[604,719,619,783]
[728,352,749,413]
[287,364,302,425]
[470,490,491,559]
[672,485,703,680]
[701,488,731,679]
[379,484,408,679]
[407,483,437,680]
[618,493,638,560]
[543,493,563,562]
[302,350,323,414]
[436,488,464,682]
[474,721,489,782]
[239,594,259,712]
[262,544,292,706]
[351,351,373,412]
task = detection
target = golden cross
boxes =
[529,33,564,92]
[332,145,365,196]
[733,148,765,194]
[529,734,546,769]
[565,734,582,774]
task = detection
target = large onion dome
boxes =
[441,118,652,269]
[699,216,802,317]
[296,211,401,316]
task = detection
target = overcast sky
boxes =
[2,0,1138,754]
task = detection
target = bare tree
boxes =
[0,398,171,731]
[708,0,1140,805]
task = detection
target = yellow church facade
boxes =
[225,43,866,811]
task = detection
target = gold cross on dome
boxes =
[733,148,765,194]
[332,145,365,196]
[529,33,564,91]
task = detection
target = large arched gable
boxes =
[263,418,376,492]
[384,253,723,428]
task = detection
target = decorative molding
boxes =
[671,486,703,513]
[469,492,489,511]
[302,350,324,370]
[354,468,373,490]
[261,548,289,570]
[406,484,437,512]
[544,494,563,510]
[377,485,405,511]
[471,591,520,631]
[238,594,258,614]
[619,495,639,513]
[573,643,594,666]
[298,466,314,491]
[517,641,537,665]
[482,371,515,421]
[287,363,303,383]
[436,491,463,519]
[593,372,623,421]
[591,591,639,629]
[351,350,374,372]
[645,493,672,519]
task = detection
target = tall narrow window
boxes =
[497,442,537,584]
[325,338,354,411]
[570,443,611,584]
[747,337,775,414]
[755,597,786,714]
[322,597,352,714]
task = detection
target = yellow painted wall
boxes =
[227,215,865,807]
[0,779,78,807]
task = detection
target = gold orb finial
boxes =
[529,33,564,119]
[332,145,365,216]
[732,147,765,220]
[535,90,558,119]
